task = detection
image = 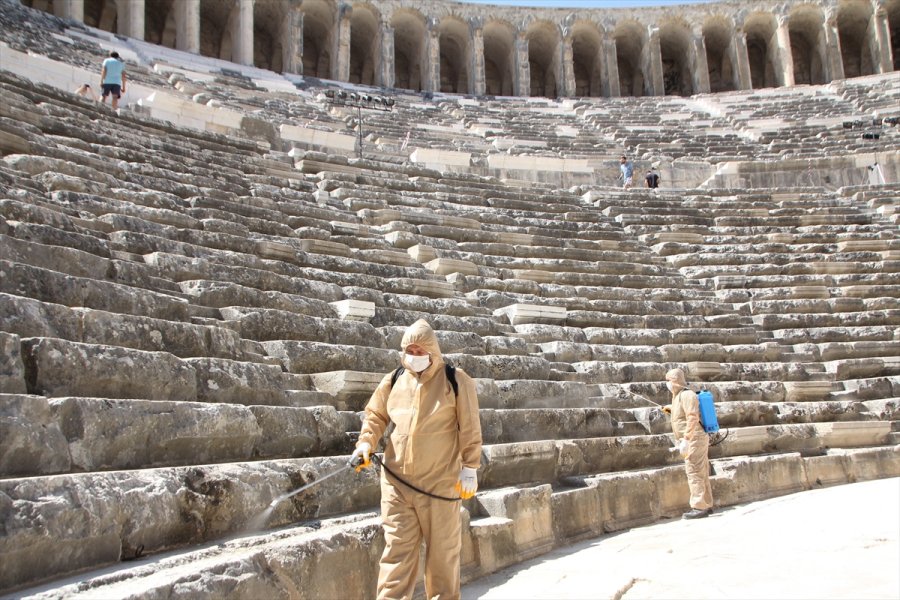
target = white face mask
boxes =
[404,353,431,373]
[666,381,674,393]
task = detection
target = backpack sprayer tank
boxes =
[698,389,719,433]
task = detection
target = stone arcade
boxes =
[0,0,899,597]
[23,0,900,95]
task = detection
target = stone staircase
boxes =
[1,3,899,597]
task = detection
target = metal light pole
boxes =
[324,90,396,159]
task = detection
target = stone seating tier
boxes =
[0,10,898,596]
[2,420,895,593]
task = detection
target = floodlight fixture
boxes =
[323,88,396,158]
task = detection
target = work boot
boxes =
[682,508,712,520]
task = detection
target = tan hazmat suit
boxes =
[358,320,483,600]
[667,369,713,511]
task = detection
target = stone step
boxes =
[680,259,896,279]
[0,294,246,361]
[744,296,896,315]
[449,274,707,304]
[9,335,315,406]
[564,310,751,330]
[0,260,192,322]
[539,341,780,364]
[568,361,838,386]
[0,393,357,477]
[752,309,900,329]
[667,250,891,269]
[2,423,894,593]
[0,234,185,296]
[715,284,900,302]
[11,446,898,599]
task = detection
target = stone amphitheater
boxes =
[1,0,899,597]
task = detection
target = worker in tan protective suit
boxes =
[665,367,714,519]
[351,319,483,600]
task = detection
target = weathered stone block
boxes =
[185,357,285,405]
[814,421,890,448]
[22,338,197,401]
[447,354,551,380]
[249,405,346,457]
[329,299,376,322]
[309,371,385,410]
[262,341,397,375]
[480,441,558,488]
[51,397,260,471]
[711,453,808,506]
[783,381,833,402]
[0,331,26,394]
[475,485,553,561]
[0,394,70,476]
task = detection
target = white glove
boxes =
[350,442,371,469]
[677,438,688,457]
[458,466,478,499]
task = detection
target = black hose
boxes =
[370,454,461,502]
[709,429,730,447]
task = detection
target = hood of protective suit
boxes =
[666,367,688,391]
[400,319,443,360]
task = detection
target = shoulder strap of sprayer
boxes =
[390,362,458,396]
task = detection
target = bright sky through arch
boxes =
[456,0,724,7]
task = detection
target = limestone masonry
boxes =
[0,0,899,598]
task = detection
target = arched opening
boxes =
[659,19,694,96]
[350,4,379,85]
[300,0,334,78]
[252,0,285,72]
[439,16,470,94]
[838,0,875,78]
[21,1,54,14]
[571,21,603,97]
[392,9,426,92]
[615,20,646,97]
[889,0,900,71]
[703,16,736,92]
[145,0,175,48]
[789,5,827,84]
[84,0,116,32]
[744,13,778,89]
[483,20,515,96]
[526,21,560,97]
[199,0,231,61]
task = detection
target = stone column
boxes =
[869,2,894,74]
[601,34,620,97]
[332,3,351,82]
[515,32,530,97]
[281,6,302,74]
[560,34,575,97]
[691,26,711,94]
[470,18,486,96]
[424,17,441,93]
[822,8,844,82]
[118,0,145,40]
[774,15,795,87]
[54,0,84,22]
[175,0,200,54]
[732,29,752,90]
[232,0,254,66]
[380,24,395,89]
[645,26,664,95]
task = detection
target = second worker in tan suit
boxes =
[666,367,714,519]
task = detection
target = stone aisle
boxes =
[462,477,900,600]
